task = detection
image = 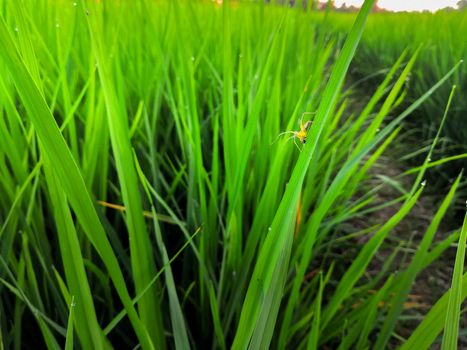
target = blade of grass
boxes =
[65,297,75,350]
[0,12,154,350]
[401,213,467,350]
[375,84,460,348]
[321,186,423,330]
[42,158,104,349]
[441,212,467,350]
[135,152,191,349]
[408,85,457,197]
[232,1,375,348]
[83,3,165,347]
[306,272,324,350]
[209,282,227,350]
[103,227,201,335]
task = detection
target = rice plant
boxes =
[331,10,467,179]
[0,0,465,349]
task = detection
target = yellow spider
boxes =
[275,112,315,150]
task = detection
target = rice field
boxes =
[0,0,466,349]
[331,9,467,180]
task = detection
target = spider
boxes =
[275,112,315,150]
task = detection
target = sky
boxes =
[333,0,460,12]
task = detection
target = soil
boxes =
[354,149,466,348]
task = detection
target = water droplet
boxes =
[427,157,431,162]
[191,56,195,61]
[421,180,427,187]
[232,271,236,276]
[73,2,77,6]
[71,302,76,307]
[55,23,60,28]
[376,128,380,132]
[254,74,259,80]
[268,227,271,231]
[14,27,18,32]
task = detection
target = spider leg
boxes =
[293,137,301,151]
[301,112,316,131]
[270,131,295,145]
[278,131,296,136]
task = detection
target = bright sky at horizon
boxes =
[333,0,460,12]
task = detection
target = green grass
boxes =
[330,10,467,177]
[0,0,465,349]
